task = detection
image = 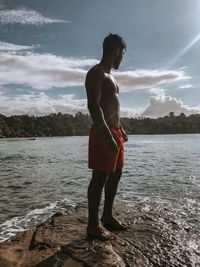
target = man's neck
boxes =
[100,57,113,74]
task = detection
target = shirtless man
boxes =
[85,34,128,240]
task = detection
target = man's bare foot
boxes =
[86,225,116,241]
[101,216,128,231]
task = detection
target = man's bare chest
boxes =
[103,74,119,94]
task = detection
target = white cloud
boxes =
[120,107,143,118]
[0,51,189,91]
[115,69,188,92]
[1,88,199,119]
[179,84,193,89]
[0,41,38,51]
[0,89,143,117]
[142,95,200,118]
[0,8,69,25]
[0,52,98,89]
[149,87,166,99]
[0,49,193,118]
[0,92,87,116]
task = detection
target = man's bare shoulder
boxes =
[86,64,106,82]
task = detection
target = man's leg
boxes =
[87,170,116,239]
[102,169,122,219]
[87,170,107,227]
[101,169,128,230]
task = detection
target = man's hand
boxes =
[106,137,118,154]
[122,131,128,142]
[120,127,128,142]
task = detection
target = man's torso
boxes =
[88,64,120,126]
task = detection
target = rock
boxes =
[0,202,199,267]
[0,230,34,267]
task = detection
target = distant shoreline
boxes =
[1,133,200,142]
[0,137,37,141]
[0,136,87,141]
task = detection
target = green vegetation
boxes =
[0,112,91,138]
[0,112,200,138]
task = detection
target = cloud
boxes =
[0,89,143,117]
[0,52,98,89]
[179,84,193,89]
[120,107,143,118]
[142,95,200,118]
[0,51,189,91]
[0,92,87,116]
[114,69,188,92]
[0,8,69,25]
[1,86,199,119]
[0,41,39,51]
[149,87,166,99]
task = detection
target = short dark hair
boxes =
[103,33,126,55]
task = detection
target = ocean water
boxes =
[0,134,200,258]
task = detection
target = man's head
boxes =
[103,33,126,69]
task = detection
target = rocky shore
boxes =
[0,202,199,267]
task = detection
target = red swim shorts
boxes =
[88,124,124,173]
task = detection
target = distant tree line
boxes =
[0,111,200,138]
[0,112,91,138]
[122,112,200,134]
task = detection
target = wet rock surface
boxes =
[0,202,199,267]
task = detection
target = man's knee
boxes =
[108,169,122,181]
[92,170,108,184]
[115,169,122,178]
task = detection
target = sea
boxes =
[0,134,200,263]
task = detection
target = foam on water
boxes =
[0,197,76,243]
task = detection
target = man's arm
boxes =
[85,67,118,154]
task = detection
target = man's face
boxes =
[113,48,125,69]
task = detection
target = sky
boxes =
[0,0,200,118]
